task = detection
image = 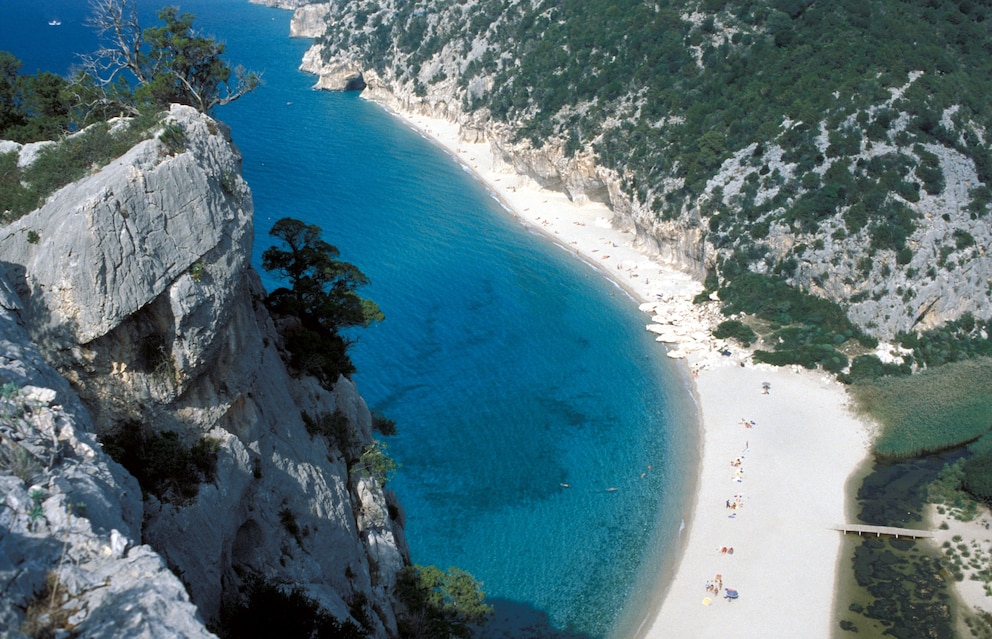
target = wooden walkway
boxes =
[832,523,933,539]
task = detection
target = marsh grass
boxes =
[850,357,992,458]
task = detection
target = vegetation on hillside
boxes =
[319,0,992,350]
[0,111,162,221]
[101,420,220,505]
[321,0,992,220]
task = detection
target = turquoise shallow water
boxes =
[1,3,697,637]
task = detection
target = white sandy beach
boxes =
[640,364,870,638]
[375,103,875,637]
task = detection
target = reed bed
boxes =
[850,357,992,458]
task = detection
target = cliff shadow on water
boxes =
[481,599,596,639]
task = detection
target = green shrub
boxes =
[954,229,976,249]
[301,409,354,452]
[0,441,42,484]
[712,265,883,374]
[371,410,397,436]
[753,343,847,371]
[712,319,758,346]
[1,114,160,222]
[916,149,945,195]
[720,272,867,340]
[840,354,911,383]
[216,572,366,639]
[284,327,356,384]
[353,440,397,486]
[102,422,220,504]
[158,122,186,153]
[279,507,302,543]
[969,185,992,216]
[898,314,992,368]
[395,565,493,639]
[963,449,992,506]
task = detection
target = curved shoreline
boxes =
[366,99,873,637]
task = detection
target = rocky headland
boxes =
[0,105,407,637]
[289,1,992,344]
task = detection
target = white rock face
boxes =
[300,44,366,91]
[0,271,212,638]
[0,105,407,636]
[290,3,331,38]
[248,0,311,8]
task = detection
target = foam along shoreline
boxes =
[370,100,874,637]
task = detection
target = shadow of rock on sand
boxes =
[476,599,596,639]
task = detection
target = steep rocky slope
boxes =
[0,105,407,636]
[291,0,992,344]
[0,274,213,638]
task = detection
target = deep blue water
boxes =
[0,3,697,637]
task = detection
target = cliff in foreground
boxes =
[0,105,407,637]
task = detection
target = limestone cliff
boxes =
[0,273,213,638]
[248,0,312,9]
[290,3,331,39]
[289,0,992,344]
[0,105,407,636]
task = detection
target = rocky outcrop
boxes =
[290,3,331,39]
[0,105,407,636]
[300,44,366,91]
[698,127,992,339]
[248,0,312,9]
[0,272,212,638]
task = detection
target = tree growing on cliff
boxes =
[79,0,258,115]
[262,217,383,383]
[395,565,493,639]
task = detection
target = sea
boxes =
[0,2,697,637]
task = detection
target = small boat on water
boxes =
[48,19,61,26]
